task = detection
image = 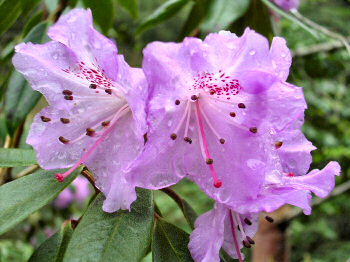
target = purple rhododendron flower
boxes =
[189,203,258,262]
[273,0,299,11]
[231,116,341,215]
[12,9,147,212]
[55,176,91,208]
[127,28,306,208]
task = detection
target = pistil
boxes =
[55,105,130,182]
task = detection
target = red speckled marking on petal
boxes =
[62,62,113,89]
[190,70,242,100]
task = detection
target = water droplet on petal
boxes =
[249,50,256,56]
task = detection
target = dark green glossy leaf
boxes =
[137,0,191,34]
[29,222,74,262]
[229,0,273,41]
[22,11,44,38]
[153,217,193,262]
[201,0,250,32]
[4,22,49,135]
[0,0,22,36]
[0,168,80,234]
[63,189,153,262]
[182,199,197,230]
[0,148,37,167]
[179,0,210,39]
[117,0,138,20]
[82,0,114,34]
[20,0,42,19]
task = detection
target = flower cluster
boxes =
[13,9,340,262]
[273,0,299,11]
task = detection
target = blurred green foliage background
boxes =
[0,0,350,261]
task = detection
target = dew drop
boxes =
[249,50,256,56]
[281,52,286,58]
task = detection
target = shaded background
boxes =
[0,0,350,261]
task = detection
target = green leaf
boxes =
[0,148,37,167]
[29,222,74,262]
[0,0,22,36]
[182,200,197,230]
[179,0,210,39]
[153,217,193,262]
[20,0,42,19]
[229,0,273,41]
[137,0,191,34]
[82,0,114,34]
[63,189,154,262]
[22,11,44,38]
[4,22,49,135]
[116,0,138,20]
[200,0,250,32]
[0,168,79,234]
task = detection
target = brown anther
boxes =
[229,112,236,117]
[219,138,225,144]
[59,136,69,144]
[105,89,112,95]
[40,116,51,122]
[246,236,255,245]
[184,137,192,144]
[244,218,252,226]
[242,239,251,248]
[209,90,215,95]
[175,100,180,105]
[89,84,97,89]
[64,95,73,100]
[249,127,258,133]
[265,216,274,223]
[62,90,73,95]
[101,121,110,127]
[274,141,283,149]
[170,133,177,140]
[86,128,95,136]
[206,158,214,165]
[191,95,198,101]
[238,103,246,109]
[60,118,70,124]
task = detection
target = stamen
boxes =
[89,84,97,89]
[64,95,73,100]
[170,133,177,140]
[184,137,192,144]
[234,212,253,248]
[265,215,274,223]
[105,89,112,95]
[41,116,51,122]
[62,90,73,95]
[86,128,95,136]
[183,102,191,139]
[60,118,70,124]
[229,211,243,262]
[229,112,236,117]
[246,236,255,245]
[244,218,252,226]
[249,127,258,133]
[199,103,226,145]
[175,99,180,105]
[101,121,110,127]
[219,138,225,144]
[274,141,283,149]
[195,100,222,188]
[55,105,130,182]
[173,102,190,137]
[238,103,246,109]
[59,136,69,144]
[205,158,213,165]
[191,95,198,101]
